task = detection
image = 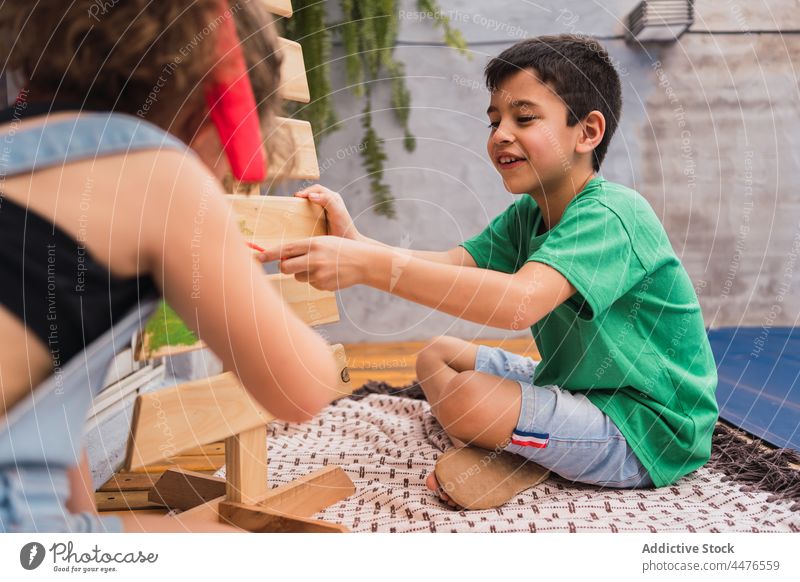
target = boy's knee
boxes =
[416,335,459,374]
[435,371,486,441]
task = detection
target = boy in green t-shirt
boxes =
[261,34,718,507]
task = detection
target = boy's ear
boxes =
[575,110,606,157]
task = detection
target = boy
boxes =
[261,34,718,508]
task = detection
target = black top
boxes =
[0,102,158,367]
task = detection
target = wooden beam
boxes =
[266,117,320,181]
[148,468,227,511]
[277,37,310,103]
[225,426,269,505]
[268,273,340,325]
[127,454,226,474]
[257,466,355,517]
[95,490,165,512]
[229,195,327,244]
[330,344,353,397]
[124,372,272,471]
[218,502,349,533]
[262,0,292,18]
[99,472,160,492]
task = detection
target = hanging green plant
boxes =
[285,0,468,217]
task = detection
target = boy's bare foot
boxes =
[427,446,550,510]
[426,471,460,508]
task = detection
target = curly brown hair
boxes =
[0,0,283,147]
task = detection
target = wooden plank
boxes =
[171,466,354,524]
[225,426,269,505]
[218,502,348,533]
[257,466,355,517]
[129,454,227,474]
[262,0,292,18]
[124,372,272,471]
[174,496,224,524]
[98,472,160,492]
[91,364,162,415]
[229,195,327,244]
[100,509,170,518]
[277,37,310,103]
[342,337,539,359]
[268,273,340,325]
[330,343,353,397]
[181,442,226,456]
[266,117,320,181]
[95,490,164,512]
[149,468,227,511]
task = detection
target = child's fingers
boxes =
[259,239,312,262]
[294,183,328,197]
[279,255,310,275]
[294,185,342,208]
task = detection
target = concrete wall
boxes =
[281,0,799,344]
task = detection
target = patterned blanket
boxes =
[217,393,799,533]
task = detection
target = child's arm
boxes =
[141,153,340,422]
[293,184,476,267]
[262,236,576,330]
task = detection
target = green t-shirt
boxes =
[461,177,718,487]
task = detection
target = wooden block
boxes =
[266,117,320,181]
[100,509,170,518]
[262,0,292,17]
[257,466,355,518]
[267,273,340,326]
[174,496,224,525]
[225,426,269,505]
[229,195,327,244]
[98,472,160,492]
[128,455,227,474]
[95,490,165,512]
[172,466,354,523]
[218,502,348,533]
[149,468,227,511]
[180,442,226,456]
[277,37,310,103]
[330,344,353,397]
[124,372,272,471]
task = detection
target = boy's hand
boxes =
[295,184,360,241]
[259,236,383,291]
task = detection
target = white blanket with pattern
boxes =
[217,394,799,533]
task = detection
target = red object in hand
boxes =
[205,0,267,183]
[246,242,266,253]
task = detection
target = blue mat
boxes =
[708,327,800,452]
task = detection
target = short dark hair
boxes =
[485,34,622,172]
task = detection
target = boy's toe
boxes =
[426,471,458,507]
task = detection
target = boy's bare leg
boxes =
[416,336,479,420]
[416,337,523,504]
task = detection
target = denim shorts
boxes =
[475,345,654,489]
[0,466,124,533]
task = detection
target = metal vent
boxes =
[626,0,694,44]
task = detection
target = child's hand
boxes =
[295,184,360,241]
[259,236,384,291]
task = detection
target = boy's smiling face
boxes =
[486,68,586,195]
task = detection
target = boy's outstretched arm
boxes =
[293,184,476,267]
[261,236,575,330]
